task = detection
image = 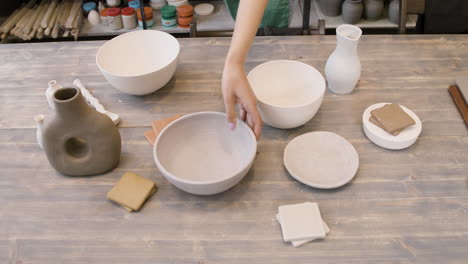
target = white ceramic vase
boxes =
[325,24,362,94]
[45,80,62,109]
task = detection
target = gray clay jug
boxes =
[388,0,400,24]
[319,0,344,17]
[342,0,363,24]
[41,87,121,176]
[363,0,383,20]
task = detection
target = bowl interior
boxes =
[155,112,256,183]
[247,60,325,107]
[96,30,179,77]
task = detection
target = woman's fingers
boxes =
[240,105,247,122]
[223,93,237,129]
[245,111,262,140]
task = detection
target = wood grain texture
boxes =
[0,35,467,263]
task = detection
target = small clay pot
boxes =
[342,0,363,24]
[177,4,193,17]
[177,15,193,27]
[137,6,153,20]
[363,0,383,20]
[319,0,344,17]
[388,0,400,24]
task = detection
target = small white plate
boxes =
[284,131,359,189]
[362,103,422,150]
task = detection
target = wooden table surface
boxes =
[1,35,467,263]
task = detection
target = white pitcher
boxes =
[325,24,362,94]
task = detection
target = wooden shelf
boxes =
[80,1,236,37]
[310,0,417,29]
[79,0,418,38]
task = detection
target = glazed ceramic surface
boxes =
[342,0,363,24]
[325,24,362,94]
[363,103,422,150]
[247,60,325,129]
[153,112,257,195]
[284,131,359,189]
[41,87,121,176]
[96,30,180,95]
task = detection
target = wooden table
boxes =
[1,35,467,263]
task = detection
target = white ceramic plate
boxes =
[283,131,359,189]
[362,103,422,150]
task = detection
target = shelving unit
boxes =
[1,0,420,41]
[80,1,236,37]
[308,0,417,30]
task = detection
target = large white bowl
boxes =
[247,60,326,129]
[96,30,180,95]
[153,112,257,195]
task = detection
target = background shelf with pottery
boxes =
[307,0,417,29]
[80,0,235,37]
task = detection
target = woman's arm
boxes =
[222,0,268,140]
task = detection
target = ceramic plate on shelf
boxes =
[283,131,359,189]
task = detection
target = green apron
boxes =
[224,0,290,28]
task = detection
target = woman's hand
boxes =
[221,0,268,140]
[222,61,262,140]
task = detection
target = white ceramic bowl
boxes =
[247,60,326,129]
[153,112,257,195]
[362,103,422,150]
[96,30,179,95]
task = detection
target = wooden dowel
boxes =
[0,8,20,33]
[0,0,36,33]
[34,0,49,31]
[65,1,81,29]
[23,4,42,34]
[41,0,58,29]
[45,3,59,35]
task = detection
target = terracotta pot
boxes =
[40,87,121,176]
[177,15,193,27]
[137,6,153,20]
[176,4,193,17]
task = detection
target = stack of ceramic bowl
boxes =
[168,0,189,7]
[150,0,167,10]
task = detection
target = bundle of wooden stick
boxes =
[0,0,83,41]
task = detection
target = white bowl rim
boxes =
[153,111,257,185]
[96,30,180,78]
[247,60,326,109]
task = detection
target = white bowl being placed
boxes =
[96,30,180,95]
[153,112,257,195]
[247,60,326,129]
